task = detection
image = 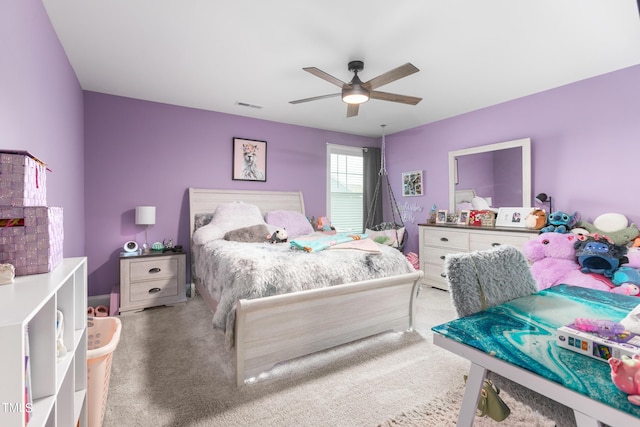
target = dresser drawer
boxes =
[128,277,179,302]
[469,232,532,251]
[128,258,179,282]
[422,228,468,250]
[421,262,449,290]
[423,247,462,266]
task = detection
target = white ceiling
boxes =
[42,0,640,138]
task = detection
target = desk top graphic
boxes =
[432,285,640,418]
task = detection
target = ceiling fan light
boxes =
[342,86,370,104]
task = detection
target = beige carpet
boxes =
[102,286,556,427]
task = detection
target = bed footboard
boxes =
[234,270,424,386]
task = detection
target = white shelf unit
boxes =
[0,257,88,427]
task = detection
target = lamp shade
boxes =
[535,193,549,204]
[135,206,156,225]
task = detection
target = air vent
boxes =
[235,102,263,109]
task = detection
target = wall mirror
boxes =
[448,138,531,213]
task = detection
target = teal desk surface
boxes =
[432,285,640,418]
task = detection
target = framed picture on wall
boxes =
[232,137,267,182]
[402,170,423,197]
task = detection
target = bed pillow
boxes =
[264,210,314,238]
[193,202,267,245]
[223,224,270,243]
[365,227,405,248]
[193,223,225,245]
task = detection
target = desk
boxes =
[432,285,640,427]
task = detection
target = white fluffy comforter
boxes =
[192,236,415,346]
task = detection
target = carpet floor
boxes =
[102,286,556,426]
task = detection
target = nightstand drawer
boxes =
[119,251,187,313]
[129,258,178,282]
[129,277,179,302]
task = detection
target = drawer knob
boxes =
[148,287,162,294]
[440,273,447,278]
[491,243,501,247]
[440,255,445,260]
[149,267,162,273]
[440,237,449,242]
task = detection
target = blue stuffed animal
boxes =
[612,267,640,286]
[574,234,628,278]
[540,210,578,233]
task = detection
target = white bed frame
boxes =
[188,187,424,386]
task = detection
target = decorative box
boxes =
[469,210,496,227]
[0,150,48,207]
[0,206,63,276]
[557,323,640,362]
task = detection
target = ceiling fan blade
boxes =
[369,90,422,105]
[303,67,348,88]
[363,63,419,90]
[289,93,341,104]
[346,104,359,118]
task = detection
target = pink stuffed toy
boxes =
[609,354,640,406]
[522,232,613,291]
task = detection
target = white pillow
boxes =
[193,202,266,244]
[193,223,224,245]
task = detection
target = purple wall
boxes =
[7,2,640,295]
[385,64,640,255]
[84,93,374,295]
[0,0,85,257]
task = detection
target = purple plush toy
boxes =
[522,232,613,291]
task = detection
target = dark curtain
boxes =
[363,147,382,231]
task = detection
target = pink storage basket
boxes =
[87,316,122,427]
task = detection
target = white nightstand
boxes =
[119,250,187,313]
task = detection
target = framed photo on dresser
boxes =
[495,207,529,228]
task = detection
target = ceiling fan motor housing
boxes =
[348,60,364,73]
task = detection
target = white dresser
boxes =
[418,223,538,290]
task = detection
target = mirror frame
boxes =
[448,138,531,213]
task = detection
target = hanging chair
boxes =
[364,125,407,252]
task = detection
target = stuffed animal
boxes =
[574,234,628,278]
[609,354,640,406]
[612,267,640,287]
[540,211,578,233]
[522,232,613,291]
[623,247,640,268]
[610,283,640,296]
[574,213,640,246]
[267,228,288,243]
[524,208,546,230]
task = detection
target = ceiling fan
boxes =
[289,61,422,117]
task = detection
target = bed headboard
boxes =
[188,188,306,238]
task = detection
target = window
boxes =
[326,144,363,232]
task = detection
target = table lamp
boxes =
[135,206,156,252]
[535,193,553,214]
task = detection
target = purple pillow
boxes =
[264,210,314,238]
